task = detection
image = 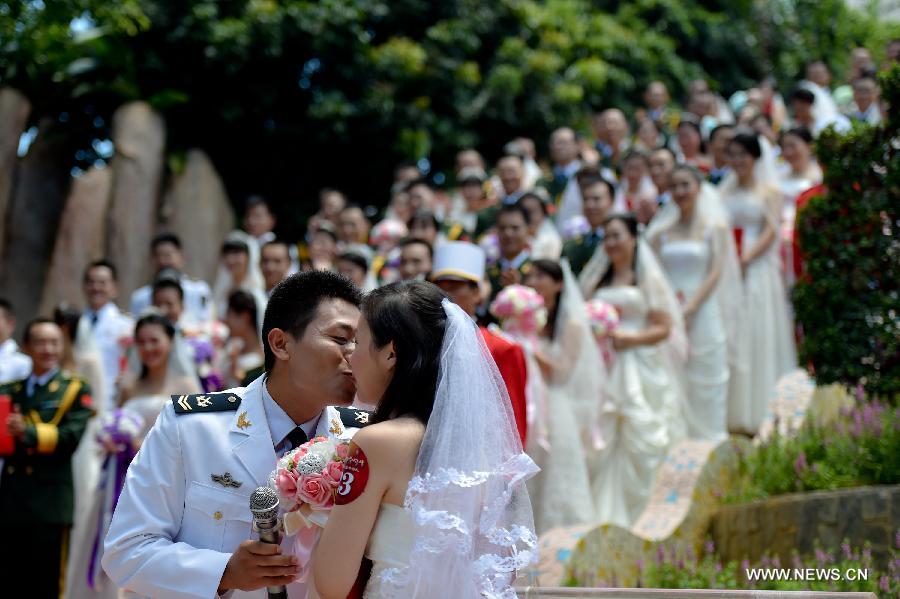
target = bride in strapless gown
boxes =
[648,168,745,443]
[65,395,170,599]
[584,215,688,528]
[65,314,200,599]
[719,133,797,435]
[311,287,537,599]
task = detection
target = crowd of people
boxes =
[0,43,894,598]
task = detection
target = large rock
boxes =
[0,88,31,254]
[105,101,165,303]
[0,118,70,328]
[39,166,113,314]
[160,149,234,283]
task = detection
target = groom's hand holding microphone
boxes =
[219,487,299,595]
[218,540,299,593]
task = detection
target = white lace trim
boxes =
[369,453,538,597]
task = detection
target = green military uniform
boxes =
[536,174,569,208]
[562,230,604,277]
[440,220,471,243]
[473,205,500,240]
[0,370,93,599]
[486,257,532,304]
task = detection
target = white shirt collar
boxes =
[555,160,581,178]
[26,367,59,396]
[88,302,118,321]
[261,378,321,452]
[499,250,530,271]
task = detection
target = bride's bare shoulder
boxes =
[349,417,425,460]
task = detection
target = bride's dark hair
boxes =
[363,280,448,425]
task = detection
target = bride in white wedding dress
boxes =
[311,281,537,599]
[719,132,797,435]
[579,213,688,528]
[523,258,604,532]
[65,314,199,599]
[648,165,745,443]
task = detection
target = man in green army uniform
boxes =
[562,173,616,277]
[486,203,533,303]
[0,318,93,598]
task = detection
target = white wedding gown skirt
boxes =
[65,395,168,599]
[524,334,597,533]
[659,238,729,443]
[589,285,680,528]
[724,191,797,434]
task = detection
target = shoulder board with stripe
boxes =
[335,406,373,428]
[172,392,242,415]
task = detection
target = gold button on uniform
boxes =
[213,511,223,520]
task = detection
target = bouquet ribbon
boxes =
[283,505,329,583]
[87,447,135,589]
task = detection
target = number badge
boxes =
[335,442,369,505]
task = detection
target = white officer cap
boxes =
[431,241,486,284]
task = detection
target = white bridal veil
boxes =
[378,300,539,598]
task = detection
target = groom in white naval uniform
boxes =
[103,271,371,598]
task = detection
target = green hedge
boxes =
[793,66,900,402]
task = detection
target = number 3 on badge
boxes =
[335,443,369,505]
[337,472,354,496]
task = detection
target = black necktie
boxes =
[285,426,308,451]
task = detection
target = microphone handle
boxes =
[255,518,288,599]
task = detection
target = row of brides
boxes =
[519,131,797,533]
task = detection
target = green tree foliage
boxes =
[1,0,898,220]
[793,66,900,402]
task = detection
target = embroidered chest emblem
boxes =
[211,472,242,488]
[329,418,342,435]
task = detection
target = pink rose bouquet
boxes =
[490,285,547,351]
[585,299,619,365]
[271,436,349,534]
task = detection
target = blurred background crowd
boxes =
[0,1,898,596]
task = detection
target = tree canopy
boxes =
[2,0,898,226]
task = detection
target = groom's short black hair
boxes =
[262,270,362,372]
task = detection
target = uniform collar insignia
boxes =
[237,411,252,429]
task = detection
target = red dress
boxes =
[480,327,528,446]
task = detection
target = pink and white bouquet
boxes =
[585,299,619,364]
[271,436,350,534]
[490,285,547,351]
[369,219,408,253]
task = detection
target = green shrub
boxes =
[632,538,900,594]
[793,66,900,403]
[726,400,900,503]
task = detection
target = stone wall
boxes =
[711,485,899,569]
[0,87,235,326]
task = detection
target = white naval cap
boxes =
[431,241,486,284]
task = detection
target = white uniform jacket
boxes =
[130,276,214,327]
[102,376,367,598]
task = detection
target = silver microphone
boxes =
[250,486,287,599]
